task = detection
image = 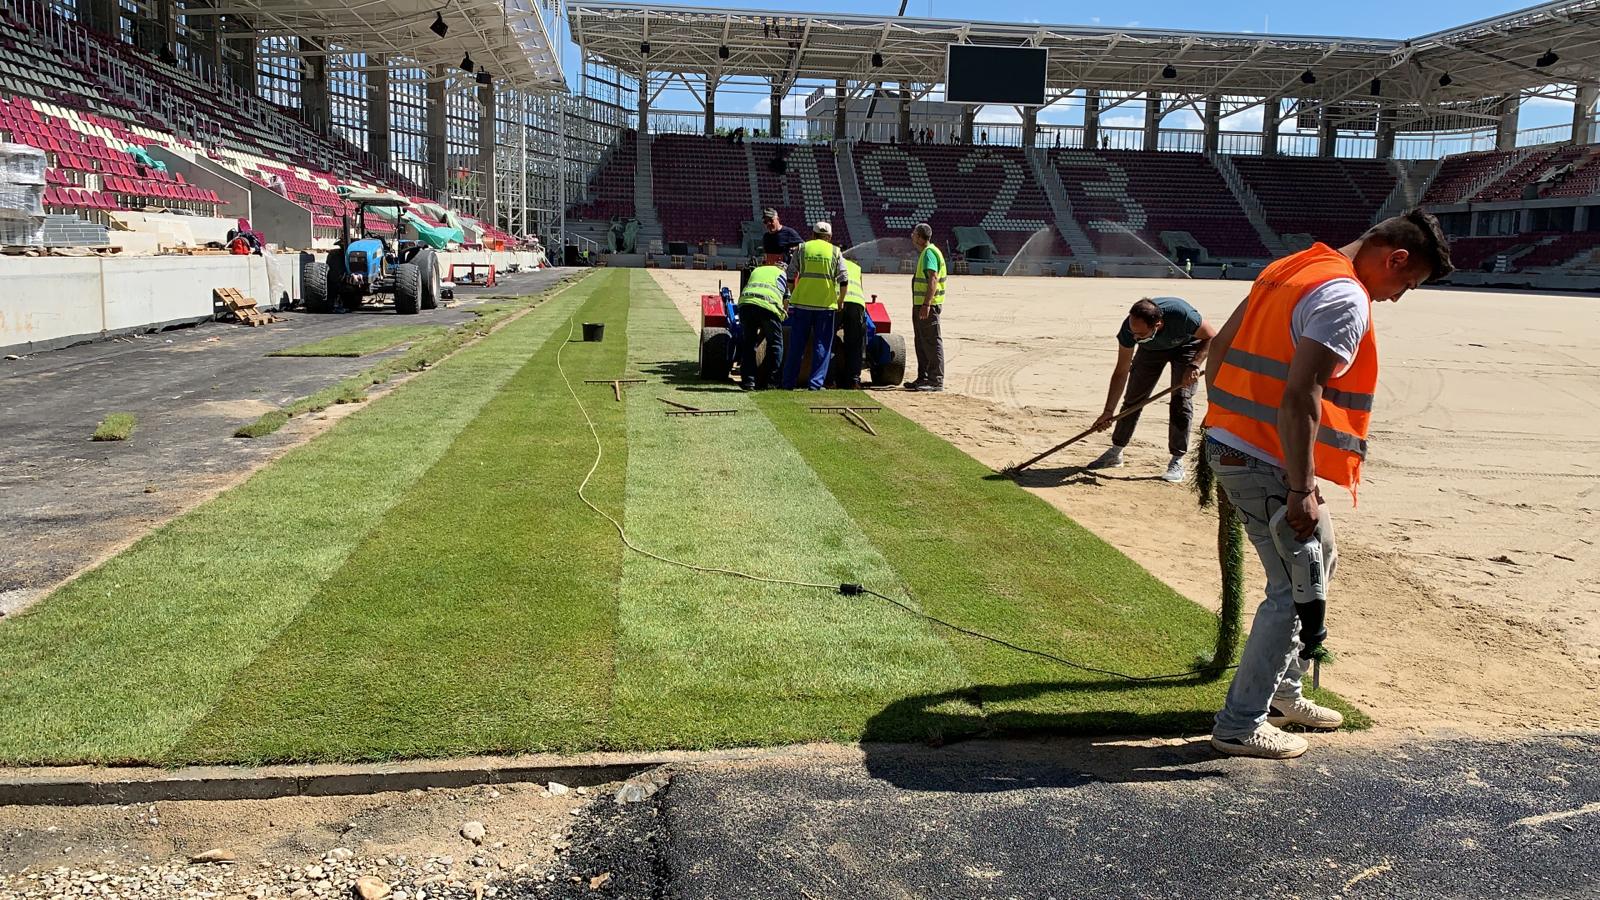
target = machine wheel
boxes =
[393,262,422,315]
[415,250,441,310]
[699,327,733,381]
[302,261,331,313]
[870,332,907,387]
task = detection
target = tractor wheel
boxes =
[302,261,331,313]
[393,262,422,315]
[699,327,733,381]
[870,333,907,387]
[416,250,441,310]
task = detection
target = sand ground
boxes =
[651,270,1600,735]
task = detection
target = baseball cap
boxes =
[761,208,778,220]
[813,221,832,235]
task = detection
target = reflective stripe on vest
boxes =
[912,243,946,305]
[1201,242,1378,499]
[843,259,867,306]
[739,265,786,317]
[790,239,841,308]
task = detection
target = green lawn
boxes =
[0,268,1362,765]
[268,324,447,357]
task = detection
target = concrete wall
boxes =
[0,254,298,356]
[158,148,314,250]
[146,147,254,225]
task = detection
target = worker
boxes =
[761,208,803,266]
[1185,258,1193,277]
[836,257,869,390]
[904,222,946,392]
[1203,209,1453,759]
[1087,297,1217,482]
[782,221,849,391]
[736,263,787,392]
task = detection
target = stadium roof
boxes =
[191,0,565,90]
[570,0,1600,126]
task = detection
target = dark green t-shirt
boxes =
[1116,296,1202,352]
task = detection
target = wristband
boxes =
[1288,487,1315,495]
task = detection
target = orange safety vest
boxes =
[1204,242,1377,498]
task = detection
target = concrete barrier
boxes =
[0,255,275,356]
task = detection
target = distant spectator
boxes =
[269,174,287,196]
[1101,133,1111,150]
[924,127,933,144]
[980,130,988,144]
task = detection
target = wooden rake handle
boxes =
[1004,386,1179,475]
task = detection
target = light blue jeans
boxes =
[1206,438,1338,740]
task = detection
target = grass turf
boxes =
[174,281,632,763]
[267,325,446,358]
[606,271,975,748]
[0,275,601,764]
[235,287,578,439]
[91,413,137,441]
[0,268,1363,764]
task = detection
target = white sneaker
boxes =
[1211,723,1309,759]
[1086,445,1125,470]
[1161,456,1186,482]
[1268,697,1345,730]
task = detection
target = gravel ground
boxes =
[0,773,658,900]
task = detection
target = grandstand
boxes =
[2,0,1600,355]
[559,1,1600,287]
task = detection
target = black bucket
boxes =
[582,322,605,342]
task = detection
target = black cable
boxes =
[842,584,1237,683]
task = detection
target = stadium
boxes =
[0,0,1598,896]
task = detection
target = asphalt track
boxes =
[533,734,1600,900]
[0,268,571,614]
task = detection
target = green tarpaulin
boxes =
[952,226,996,259]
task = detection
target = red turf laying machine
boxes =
[697,280,907,388]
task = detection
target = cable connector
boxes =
[838,583,865,596]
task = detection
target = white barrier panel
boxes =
[0,257,104,353]
[0,255,262,355]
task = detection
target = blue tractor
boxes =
[301,194,442,315]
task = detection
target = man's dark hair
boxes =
[1129,298,1162,326]
[1362,208,1454,281]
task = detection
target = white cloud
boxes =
[1222,105,1265,131]
[1100,113,1143,129]
[1090,16,1101,23]
[1164,109,1202,130]
[1124,20,1141,27]
[748,94,809,117]
[975,105,1023,124]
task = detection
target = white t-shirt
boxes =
[1210,277,1370,466]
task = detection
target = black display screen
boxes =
[945,44,1047,105]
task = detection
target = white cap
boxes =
[813,221,832,235]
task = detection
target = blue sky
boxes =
[561,0,1574,134]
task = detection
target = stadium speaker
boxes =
[1161,64,1177,79]
[476,71,491,85]
[430,11,448,37]
[871,51,883,68]
[1438,72,1453,87]
[640,41,650,55]
[1369,78,1381,97]
[719,45,730,60]
[460,52,474,73]
[1536,49,1559,68]
[1300,69,1316,85]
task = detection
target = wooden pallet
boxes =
[214,287,282,326]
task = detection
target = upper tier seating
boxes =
[1052,148,1266,259]
[855,142,1066,258]
[1231,156,1397,247]
[1,4,511,246]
